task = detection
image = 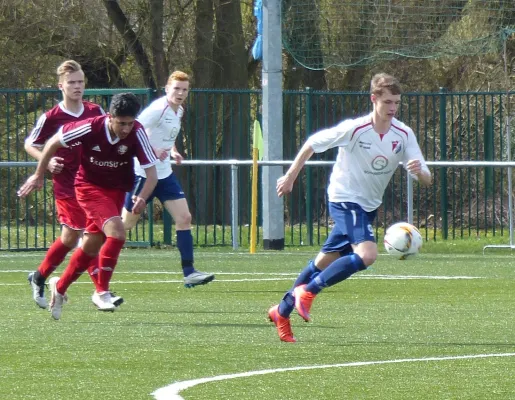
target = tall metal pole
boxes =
[261,0,284,250]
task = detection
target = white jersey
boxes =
[134,96,184,179]
[306,113,429,212]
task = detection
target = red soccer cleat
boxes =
[293,284,316,322]
[268,305,296,343]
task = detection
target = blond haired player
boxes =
[269,73,432,342]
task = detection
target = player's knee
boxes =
[123,219,136,231]
[122,210,139,231]
[175,212,192,228]
[360,252,377,267]
[109,230,126,242]
[61,231,80,248]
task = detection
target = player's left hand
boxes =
[131,196,146,214]
[154,148,169,162]
[171,151,184,165]
[17,174,44,198]
[405,159,423,177]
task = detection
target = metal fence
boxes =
[0,88,513,250]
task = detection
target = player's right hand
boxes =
[276,175,294,197]
[131,196,146,214]
[47,157,64,174]
[17,174,44,198]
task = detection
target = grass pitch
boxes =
[2,245,515,399]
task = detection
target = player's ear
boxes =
[370,94,377,104]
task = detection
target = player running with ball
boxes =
[269,73,432,342]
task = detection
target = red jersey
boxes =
[58,115,157,192]
[25,101,105,199]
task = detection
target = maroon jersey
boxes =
[25,101,105,199]
[58,115,157,192]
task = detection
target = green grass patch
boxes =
[2,247,515,399]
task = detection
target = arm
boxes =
[404,129,432,187]
[18,133,65,197]
[24,141,64,174]
[276,141,315,197]
[131,165,158,214]
[170,145,183,165]
[405,160,432,187]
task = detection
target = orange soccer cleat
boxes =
[268,305,296,343]
[293,284,316,322]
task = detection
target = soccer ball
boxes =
[383,222,423,260]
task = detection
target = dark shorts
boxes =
[124,173,185,212]
[321,202,377,253]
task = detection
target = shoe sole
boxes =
[184,275,215,288]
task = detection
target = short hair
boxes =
[109,93,141,118]
[370,73,402,96]
[167,71,189,85]
[57,60,82,82]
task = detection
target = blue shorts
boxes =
[321,202,377,253]
[124,173,185,212]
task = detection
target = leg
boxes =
[162,187,214,287]
[97,217,126,294]
[122,175,147,231]
[294,203,377,321]
[276,223,353,321]
[77,185,126,313]
[28,190,87,302]
[50,232,103,320]
[276,251,340,320]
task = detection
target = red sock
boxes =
[56,248,95,294]
[37,238,72,279]
[97,237,125,293]
[87,255,102,292]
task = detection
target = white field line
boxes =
[152,353,515,400]
[0,271,482,287]
[0,252,499,259]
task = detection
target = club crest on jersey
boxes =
[392,141,402,154]
[117,145,128,155]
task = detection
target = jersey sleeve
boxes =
[136,104,159,133]
[306,119,355,153]
[58,120,92,148]
[403,129,430,179]
[135,126,158,168]
[25,114,50,148]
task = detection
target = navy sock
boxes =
[292,259,321,289]
[177,230,194,276]
[306,254,366,294]
[278,291,295,318]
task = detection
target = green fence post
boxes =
[484,114,494,197]
[148,85,173,246]
[163,209,172,245]
[305,87,313,245]
[439,87,448,240]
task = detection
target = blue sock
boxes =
[306,254,366,294]
[278,291,295,318]
[177,230,194,277]
[292,259,321,289]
